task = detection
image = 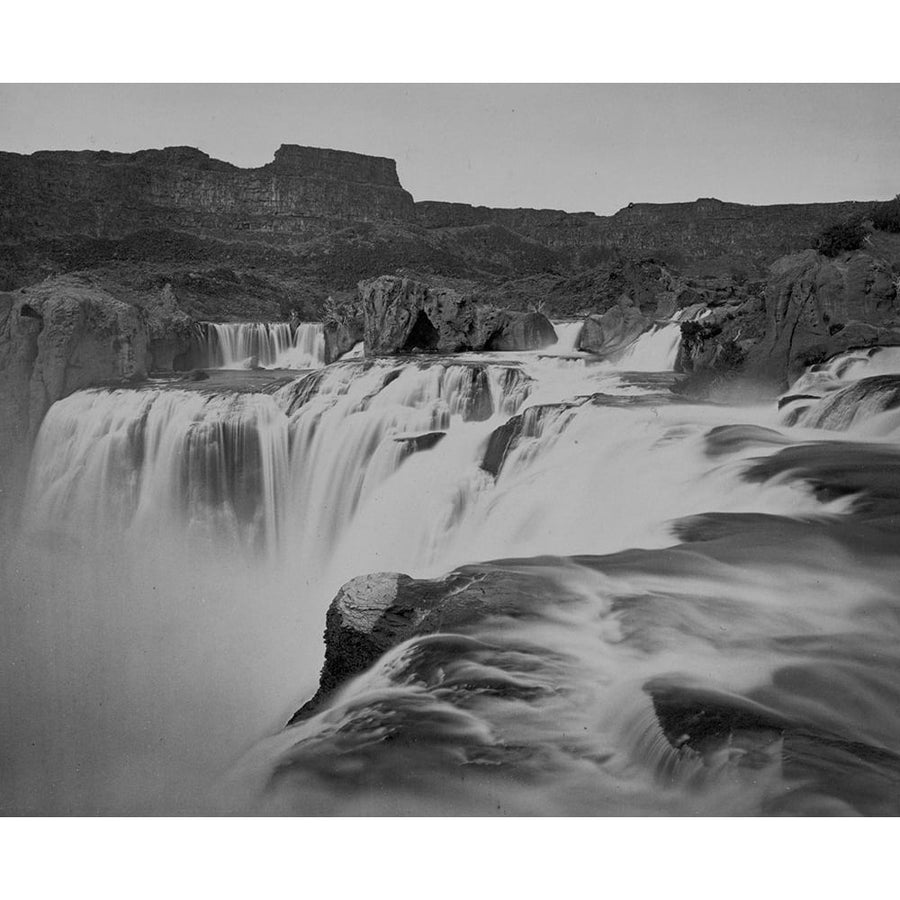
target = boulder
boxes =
[393,431,446,454]
[323,318,364,363]
[322,297,365,363]
[486,311,557,351]
[480,403,577,477]
[287,561,561,724]
[360,275,557,355]
[578,300,650,354]
[143,283,194,371]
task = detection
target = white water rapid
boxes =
[4,321,900,815]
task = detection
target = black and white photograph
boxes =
[1,19,899,857]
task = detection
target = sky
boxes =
[1,84,898,215]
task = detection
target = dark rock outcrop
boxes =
[673,248,900,397]
[2,144,874,273]
[486,311,557,351]
[747,249,900,387]
[360,275,557,356]
[480,404,576,476]
[287,562,561,724]
[394,431,447,455]
[646,676,900,804]
[417,196,875,274]
[321,299,365,364]
[5,143,891,329]
[578,302,650,355]
[0,274,192,514]
[144,283,194,371]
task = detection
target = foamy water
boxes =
[4,322,900,814]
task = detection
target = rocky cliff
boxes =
[1,143,888,309]
[0,274,193,514]
[675,244,900,395]
[361,274,557,355]
[0,144,415,243]
[416,196,873,275]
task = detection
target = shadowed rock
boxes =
[287,561,564,725]
[361,275,557,356]
[394,431,446,454]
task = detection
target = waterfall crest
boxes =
[199,322,326,369]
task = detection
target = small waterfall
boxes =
[549,320,585,355]
[338,341,365,361]
[789,346,900,396]
[787,375,900,437]
[614,322,683,371]
[199,322,326,370]
[781,346,900,435]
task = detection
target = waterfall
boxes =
[548,320,585,355]
[24,360,534,561]
[780,346,900,436]
[8,322,900,815]
[199,322,326,369]
[788,345,900,396]
[613,321,683,371]
[24,388,292,553]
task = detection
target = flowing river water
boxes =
[2,322,900,815]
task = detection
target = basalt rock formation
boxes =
[1,144,890,322]
[0,273,192,510]
[287,562,563,725]
[361,274,557,355]
[579,303,651,355]
[748,249,900,384]
[0,144,415,241]
[416,197,873,275]
[675,246,900,395]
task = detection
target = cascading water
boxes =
[613,321,684,371]
[5,321,900,815]
[199,322,327,369]
[779,345,900,437]
[548,320,585,355]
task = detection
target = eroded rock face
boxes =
[360,275,557,355]
[0,144,415,243]
[674,249,900,396]
[747,249,900,386]
[0,275,193,514]
[487,311,557,351]
[579,302,650,355]
[323,312,365,363]
[143,283,195,371]
[287,562,560,724]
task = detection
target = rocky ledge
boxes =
[675,245,900,397]
[0,274,193,509]
[361,274,557,355]
[287,562,563,724]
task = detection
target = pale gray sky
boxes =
[1,84,897,214]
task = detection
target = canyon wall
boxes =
[0,144,415,242]
[0,143,880,275]
[416,197,872,270]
